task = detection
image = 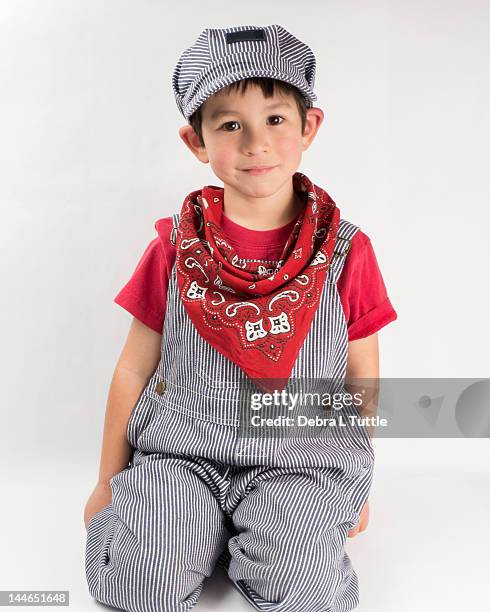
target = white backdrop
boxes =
[0,1,489,611]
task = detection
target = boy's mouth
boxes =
[241,166,277,176]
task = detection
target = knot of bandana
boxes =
[174,171,340,389]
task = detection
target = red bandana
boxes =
[174,171,340,392]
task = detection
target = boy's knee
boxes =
[86,511,210,612]
[233,569,357,612]
[89,558,206,612]
[228,532,359,612]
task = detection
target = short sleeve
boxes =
[113,236,169,334]
[337,231,398,341]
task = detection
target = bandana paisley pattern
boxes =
[175,171,340,386]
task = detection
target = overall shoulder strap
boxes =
[328,218,360,284]
[169,213,180,246]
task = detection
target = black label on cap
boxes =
[226,29,265,44]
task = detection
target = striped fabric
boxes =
[172,25,317,119]
[85,217,375,612]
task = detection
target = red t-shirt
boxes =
[114,213,397,341]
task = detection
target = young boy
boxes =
[84,24,397,612]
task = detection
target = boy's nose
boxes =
[241,135,269,155]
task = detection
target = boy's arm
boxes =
[345,332,380,439]
[97,317,162,484]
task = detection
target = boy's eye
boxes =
[220,115,285,131]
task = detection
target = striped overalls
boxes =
[85,215,375,612]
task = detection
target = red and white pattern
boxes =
[174,171,340,382]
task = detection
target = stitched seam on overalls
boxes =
[159,399,240,426]
[195,369,243,389]
[162,379,242,402]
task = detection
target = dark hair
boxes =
[188,77,308,147]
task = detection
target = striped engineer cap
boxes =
[172,24,317,120]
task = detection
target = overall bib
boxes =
[85,216,375,612]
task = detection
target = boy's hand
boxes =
[347,500,369,537]
[84,481,113,530]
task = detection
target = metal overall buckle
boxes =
[170,227,178,246]
[331,236,352,261]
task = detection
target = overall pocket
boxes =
[126,394,162,448]
[194,349,245,389]
[87,502,112,532]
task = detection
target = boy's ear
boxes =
[301,107,324,151]
[178,125,209,164]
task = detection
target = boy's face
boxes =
[179,83,323,200]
